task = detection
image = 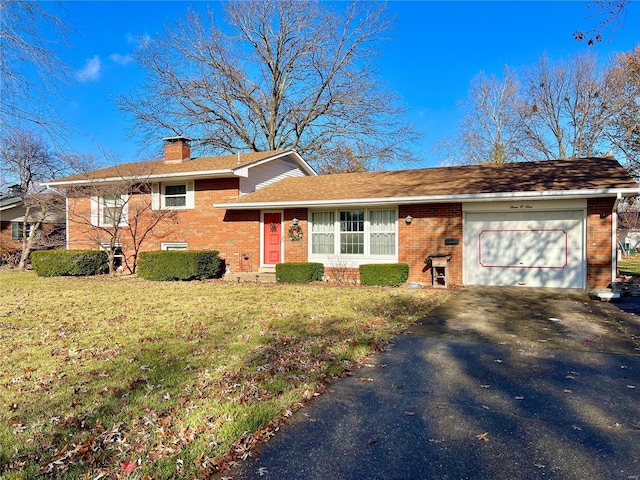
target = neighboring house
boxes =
[0,185,65,260]
[45,137,639,289]
[618,229,640,256]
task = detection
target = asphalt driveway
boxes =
[234,287,640,480]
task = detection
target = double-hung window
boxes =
[91,194,128,227]
[310,208,397,263]
[340,210,365,254]
[311,212,335,254]
[369,209,396,255]
[151,182,194,210]
[102,194,126,226]
[164,184,187,207]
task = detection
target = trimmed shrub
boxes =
[137,250,222,281]
[276,262,324,284]
[31,250,108,277]
[359,263,409,287]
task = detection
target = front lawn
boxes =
[0,272,447,479]
[618,254,640,277]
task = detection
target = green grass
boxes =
[0,272,448,478]
[618,254,640,276]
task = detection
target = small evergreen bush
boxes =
[276,262,324,284]
[359,263,409,287]
[31,250,108,277]
[137,250,222,281]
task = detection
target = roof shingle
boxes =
[221,157,637,206]
[47,150,289,184]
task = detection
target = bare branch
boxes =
[574,0,630,45]
[116,0,419,171]
[0,0,73,140]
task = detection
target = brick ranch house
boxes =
[45,137,639,289]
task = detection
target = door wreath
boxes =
[288,223,303,241]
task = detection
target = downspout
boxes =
[612,192,622,283]
[65,196,70,250]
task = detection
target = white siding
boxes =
[0,205,27,222]
[240,159,304,196]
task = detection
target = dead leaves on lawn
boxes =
[1,278,445,478]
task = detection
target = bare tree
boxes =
[437,68,525,165]
[122,195,177,274]
[316,144,369,174]
[438,51,629,166]
[0,130,70,269]
[606,45,640,175]
[0,0,72,138]
[519,53,615,160]
[116,0,419,171]
[619,197,640,230]
[64,164,177,275]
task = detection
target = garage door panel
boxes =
[479,229,568,268]
[464,210,585,288]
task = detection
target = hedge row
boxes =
[137,250,223,281]
[276,262,324,284]
[359,263,409,286]
[31,250,108,277]
[30,250,408,286]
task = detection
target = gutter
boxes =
[43,169,237,188]
[215,187,640,210]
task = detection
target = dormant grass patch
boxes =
[0,272,447,479]
[618,254,640,277]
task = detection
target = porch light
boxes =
[292,218,299,225]
[405,215,413,225]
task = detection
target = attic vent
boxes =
[163,136,192,163]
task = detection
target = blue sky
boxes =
[45,1,640,168]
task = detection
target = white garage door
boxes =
[463,209,585,288]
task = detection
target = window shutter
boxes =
[186,181,195,209]
[11,222,19,240]
[151,183,160,210]
[90,196,99,226]
[119,195,129,226]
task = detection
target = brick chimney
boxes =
[163,136,192,163]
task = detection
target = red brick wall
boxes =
[586,197,615,289]
[67,178,261,273]
[0,221,22,256]
[399,203,463,285]
[283,208,308,263]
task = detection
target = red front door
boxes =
[263,212,282,265]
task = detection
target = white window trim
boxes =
[100,242,124,267]
[161,242,188,251]
[91,195,129,227]
[152,181,195,210]
[308,208,398,267]
[100,241,123,252]
[11,221,33,240]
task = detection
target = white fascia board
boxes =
[215,187,640,210]
[288,150,318,176]
[43,169,236,188]
[0,199,24,211]
[232,150,318,178]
